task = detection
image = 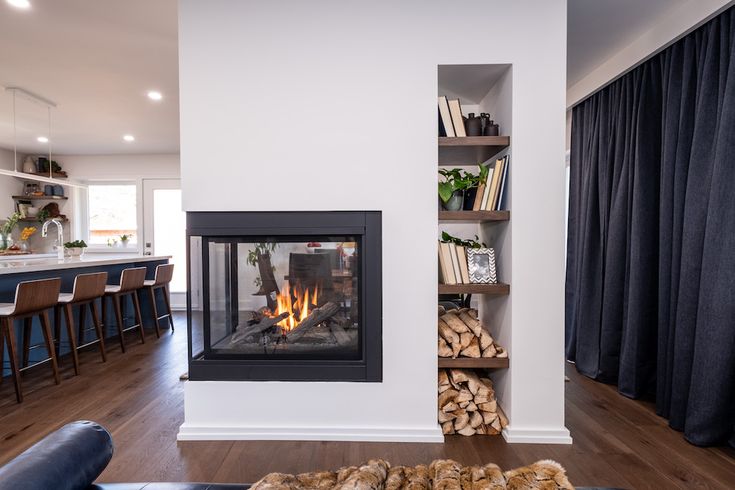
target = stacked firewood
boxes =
[438,369,508,436]
[438,306,507,359]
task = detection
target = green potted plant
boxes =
[438,164,488,211]
[63,239,88,257]
[119,234,132,247]
[0,212,21,250]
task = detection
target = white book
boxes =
[449,243,463,284]
[480,167,495,210]
[438,96,455,137]
[447,99,466,137]
[439,242,456,284]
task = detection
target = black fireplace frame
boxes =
[186,211,382,382]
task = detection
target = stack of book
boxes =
[438,241,470,285]
[472,155,509,212]
[438,95,466,137]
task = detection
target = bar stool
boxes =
[54,272,108,374]
[102,267,147,353]
[0,277,62,403]
[142,263,175,338]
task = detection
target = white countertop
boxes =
[0,254,172,275]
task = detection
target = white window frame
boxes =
[80,180,143,254]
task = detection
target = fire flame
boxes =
[274,282,319,331]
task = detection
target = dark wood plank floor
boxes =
[1,313,733,488]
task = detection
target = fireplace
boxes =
[186,211,382,382]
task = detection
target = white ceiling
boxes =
[0,0,694,155]
[0,0,179,155]
[567,0,690,88]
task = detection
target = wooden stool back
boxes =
[118,267,147,293]
[153,264,174,286]
[9,278,62,316]
[70,272,108,302]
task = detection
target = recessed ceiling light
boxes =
[37,136,48,143]
[6,0,31,9]
[147,90,163,101]
[123,134,135,142]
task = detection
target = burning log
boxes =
[286,301,340,342]
[229,312,290,344]
[438,369,507,436]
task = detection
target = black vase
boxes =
[484,120,499,136]
[465,113,483,136]
[463,187,478,210]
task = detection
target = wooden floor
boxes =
[1,313,733,488]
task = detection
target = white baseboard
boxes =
[177,423,444,443]
[501,426,572,444]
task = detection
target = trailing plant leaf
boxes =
[440,231,486,249]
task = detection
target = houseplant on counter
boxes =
[64,239,88,257]
[0,212,21,250]
[18,226,37,253]
[119,234,132,247]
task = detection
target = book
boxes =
[472,183,486,211]
[496,155,510,210]
[438,108,446,137]
[480,167,495,210]
[486,158,504,211]
[439,241,456,284]
[447,99,466,137]
[457,245,470,283]
[449,243,463,284]
[438,96,455,137]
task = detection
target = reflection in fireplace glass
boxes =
[206,237,360,359]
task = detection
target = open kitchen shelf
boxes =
[12,195,68,201]
[438,357,509,369]
[438,136,510,166]
[438,283,510,295]
[22,172,68,179]
[439,210,510,223]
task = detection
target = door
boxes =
[143,179,188,309]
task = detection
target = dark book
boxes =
[438,107,447,137]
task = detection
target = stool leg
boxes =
[0,321,4,387]
[112,295,126,353]
[54,305,62,357]
[4,317,23,403]
[78,302,87,345]
[148,287,161,338]
[22,317,32,369]
[131,292,145,344]
[89,301,107,362]
[64,304,80,375]
[39,311,60,385]
[163,284,175,332]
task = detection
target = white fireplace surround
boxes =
[177,0,570,444]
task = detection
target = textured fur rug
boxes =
[250,458,574,489]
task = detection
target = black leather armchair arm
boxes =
[0,420,114,490]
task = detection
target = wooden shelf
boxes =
[12,195,68,201]
[18,217,68,223]
[438,283,510,295]
[22,172,68,179]
[439,210,510,223]
[438,357,509,369]
[438,136,510,166]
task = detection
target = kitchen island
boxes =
[0,254,172,380]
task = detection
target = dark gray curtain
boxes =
[566,6,735,447]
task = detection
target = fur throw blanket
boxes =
[250,458,574,489]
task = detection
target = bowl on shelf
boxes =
[26,207,39,218]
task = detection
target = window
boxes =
[87,183,138,246]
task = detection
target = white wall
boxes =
[567,0,734,107]
[59,153,180,180]
[0,149,20,218]
[178,0,569,443]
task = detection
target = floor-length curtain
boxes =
[566,6,735,447]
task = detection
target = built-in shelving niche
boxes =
[437,64,512,435]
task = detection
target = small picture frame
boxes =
[466,247,497,284]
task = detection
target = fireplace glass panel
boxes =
[204,236,360,360]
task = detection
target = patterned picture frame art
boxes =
[466,247,497,284]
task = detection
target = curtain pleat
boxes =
[567,6,735,447]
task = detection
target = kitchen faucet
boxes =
[41,219,65,260]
